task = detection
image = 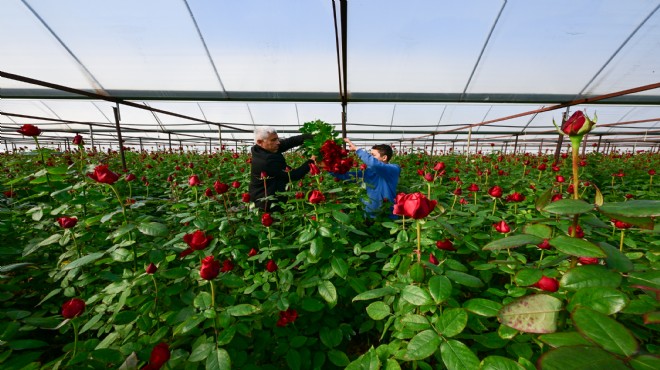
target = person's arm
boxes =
[278,134,313,153]
[356,149,398,177]
[287,160,313,181]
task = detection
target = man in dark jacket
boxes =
[249,126,314,212]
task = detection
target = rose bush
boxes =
[0,134,658,369]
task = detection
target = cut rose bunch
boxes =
[319,139,354,174]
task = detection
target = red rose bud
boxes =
[146,263,158,274]
[183,230,212,251]
[295,191,304,199]
[61,298,85,319]
[308,190,325,204]
[459,197,468,205]
[261,213,273,227]
[558,110,597,136]
[416,169,424,176]
[231,181,241,189]
[266,260,278,272]
[309,163,320,176]
[200,256,220,280]
[220,259,234,272]
[578,257,599,265]
[613,220,633,229]
[566,184,574,194]
[392,192,437,219]
[144,342,170,370]
[533,276,559,292]
[453,188,462,196]
[649,169,656,176]
[260,171,268,179]
[359,163,367,171]
[568,225,584,238]
[17,124,42,137]
[248,248,258,257]
[87,165,119,185]
[436,239,456,251]
[276,308,298,327]
[204,188,213,197]
[537,239,551,250]
[467,183,479,192]
[551,193,563,202]
[73,134,84,145]
[506,192,525,202]
[433,162,445,171]
[214,181,229,194]
[241,193,250,203]
[625,193,634,199]
[552,166,560,172]
[537,163,547,171]
[188,175,201,186]
[429,253,439,265]
[166,175,173,182]
[125,173,136,182]
[556,175,565,183]
[423,172,434,182]
[488,185,503,198]
[57,216,78,229]
[493,220,511,233]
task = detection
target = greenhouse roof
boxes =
[1,0,660,153]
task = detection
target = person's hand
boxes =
[310,155,317,163]
[344,138,357,152]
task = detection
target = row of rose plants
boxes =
[0,120,658,369]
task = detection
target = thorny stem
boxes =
[416,221,422,264]
[569,136,582,268]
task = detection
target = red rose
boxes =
[649,169,656,176]
[506,192,525,203]
[61,298,85,319]
[214,181,229,194]
[309,163,320,176]
[266,260,278,272]
[423,173,434,182]
[276,308,298,327]
[220,259,234,272]
[204,188,213,197]
[308,190,325,204]
[393,192,436,219]
[537,239,551,250]
[183,230,212,251]
[359,164,367,171]
[143,342,170,370]
[17,124,41,137]
[556,175,565,183]
[73,134,84,145]
[493,220,511,233]
[261,213,273,227]
[612,220,633,229]
[57,216,78,229]
[295,191,304,199]
[429,253,439,265]
[241,193,251,203]
[200,256,220,280]
[453,188,462,196]
[125,173,136,182]
[87,165,119,185]
[560,110,596,136]
[551,193,563,202]
[231,181,240,189]
[145,263,158,274]
[537,163,547,171]
[188,175,201,186]
[533,276,559,292]
[248,248,258,257]
[433,162,445,171]
[578,257,599,265]
[568,225,584,238]
[467,183,479,192]
[488,185,503,198]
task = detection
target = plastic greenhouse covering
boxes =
[1,0,660,153]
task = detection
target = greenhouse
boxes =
[1,1,659,369]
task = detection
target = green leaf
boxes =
[318,280,337,306]
[436,308,467,338]
[463,298,502,317]
[174,315,205,335]
[514,269,543,287]
[328,350,350,367]
[480,356,525,370]
[361,241,386,253]
[539,346,630,370]
[160,267,190,279]
[543,199,593,215]
[560,265,622,291]
[332,210,350,224]
[428,275,452,304]
[0,263,33,273]
[549,235,606,258]
[301,297,325,312]
[352,287,398,302]
[366,301,391,320]
[401,285,433,306]
[482,234,544,251]
[572,307,638,356]
[630,355,660,370]
[566,287,628,315]
[444,270,484,288]
[114,310,138,325]
[138,222,168,237]
[226,304,259,316]
[9,339,48,350]
[598,200,660,217]
[330,257,348,279]
[405,329,441,361]
[522,223,553,239]
[627,270,660,290]
[538,332,594,348]
[498,294,562,333]
[401,314,431,331]
[205,347,231,370]
[37,233,63,247]
[440,340,480,370]
[319,326,343,348]
[62,252,105,271]
[188,342,213,362]
[599,242,634,272]
[599,211,654,229]
[535,187,554,212]
[194,292,213,310]
[90,348,123,364]
[286,349,301,370]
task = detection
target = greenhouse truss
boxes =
[2,0,660,153]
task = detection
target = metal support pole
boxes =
[168,133,172,151]
[4,140,8,153]
[89,124,95,150]
[112,105,127,171]
[430,134,436,156]
[503,141,508,154]
[553,134,564,164]
[539,139,543,155]
[139,138,143,152]
[581,135,588,156]
[513,135,519,155]
[179,140,183,153]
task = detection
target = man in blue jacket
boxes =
[332,138,400,219]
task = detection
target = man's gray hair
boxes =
[254,126,277,143]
